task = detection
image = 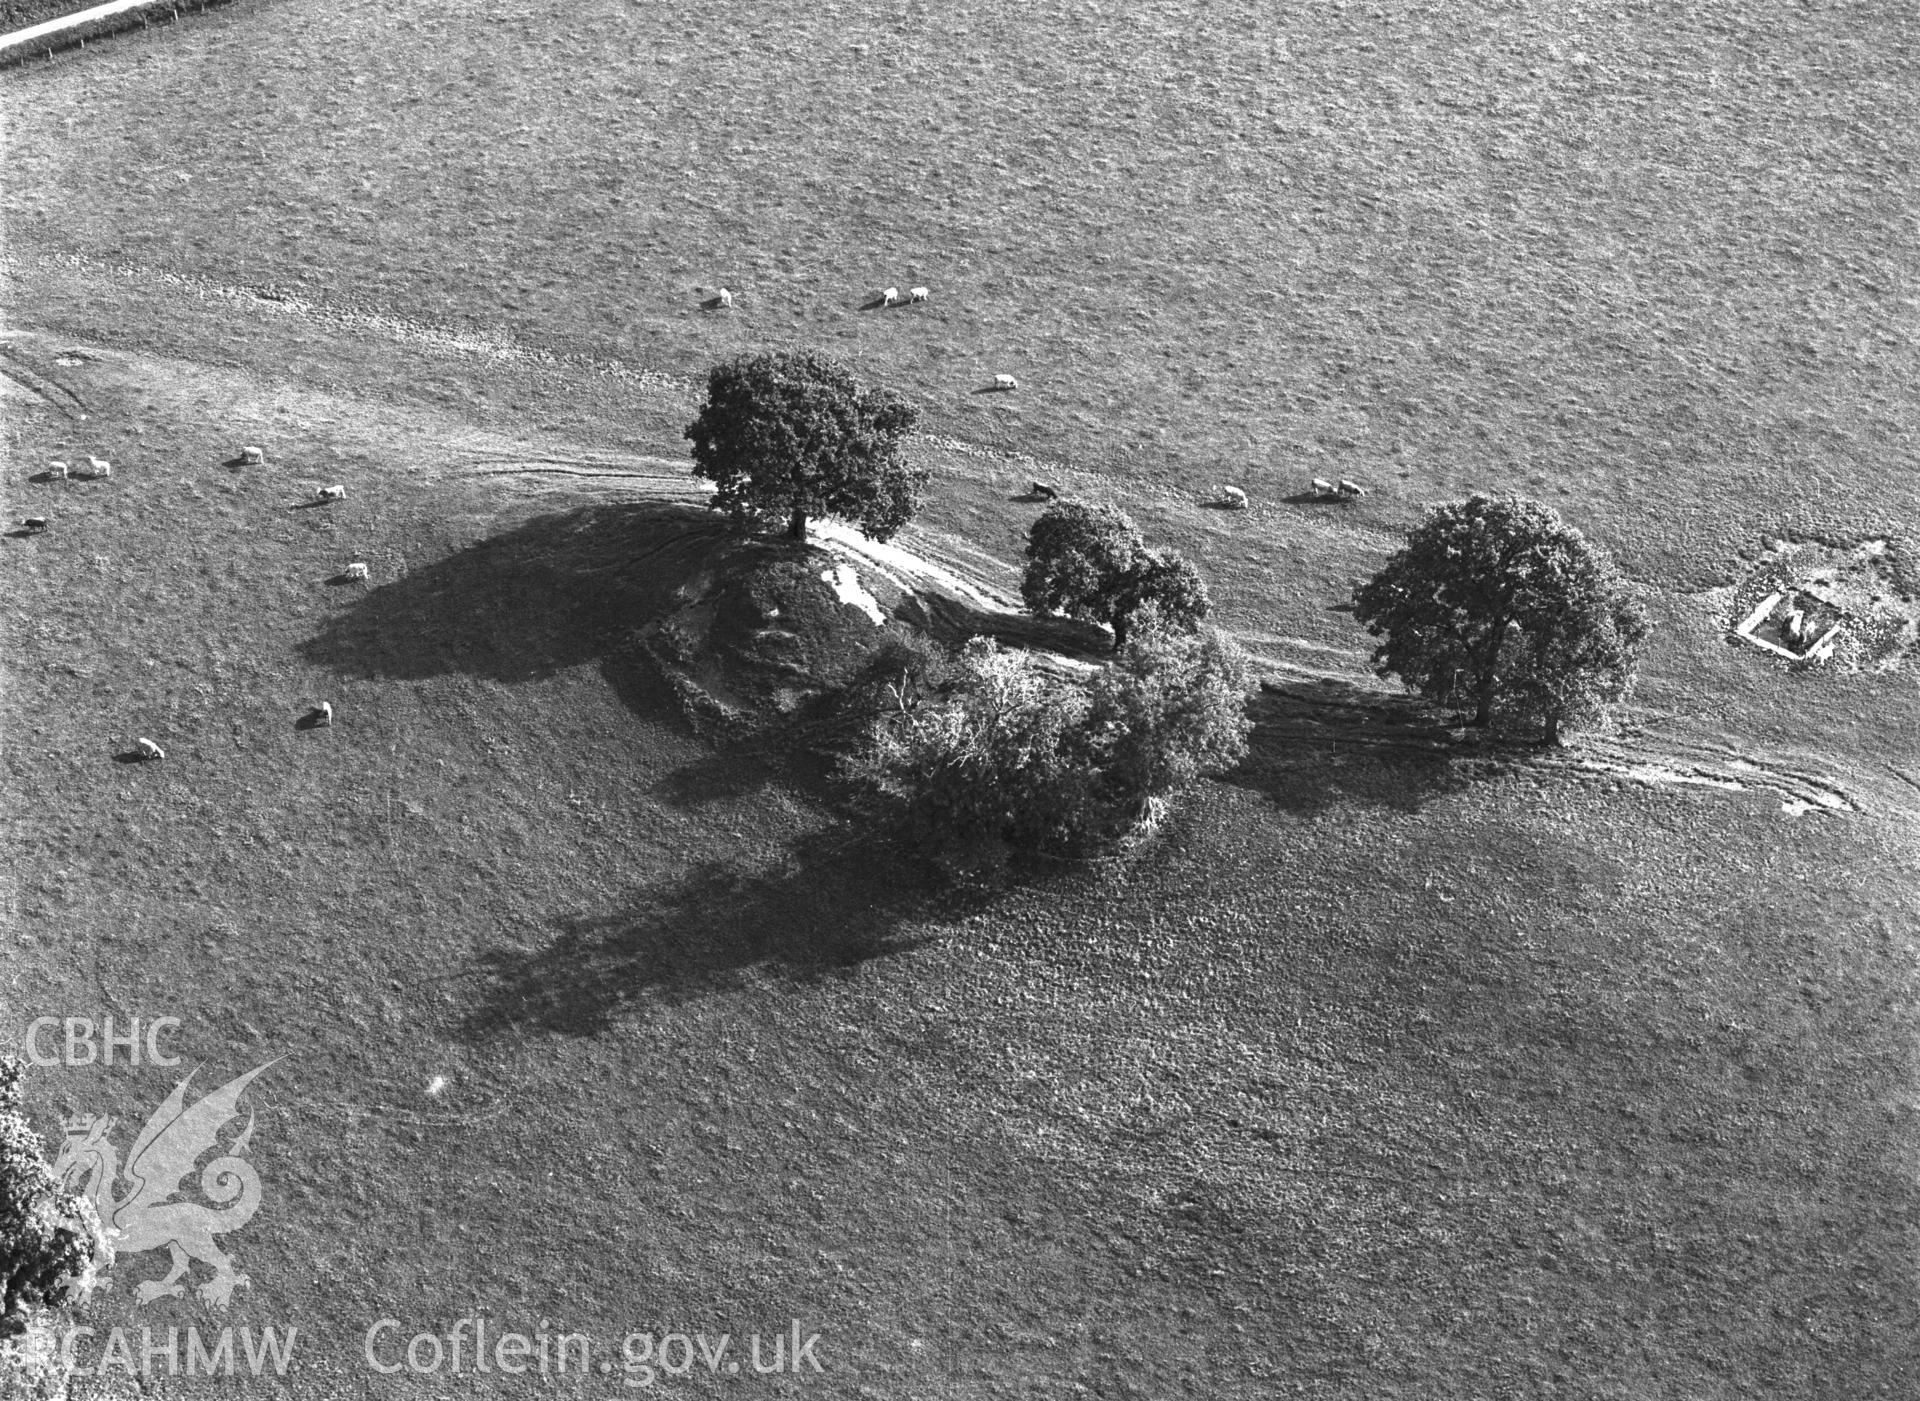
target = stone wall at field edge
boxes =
[0,0,240,67]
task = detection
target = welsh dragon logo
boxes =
[50,1062,275,1308]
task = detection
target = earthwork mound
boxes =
[1729,535,1919,674]
[300,503,920,734]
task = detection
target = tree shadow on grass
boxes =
[652,724,837,808]
[298,502,732,687]
[1223,676,1481,816]
[458,831,956,1042]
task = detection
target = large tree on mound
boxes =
[686,350,925,544]
[1021,501,1212,649]
[0,1058,110,1336]
[1352,493,1649,744]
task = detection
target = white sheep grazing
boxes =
[994,374,1018,390]
[316,484,346,502]
[1337,478,1366,497]
[85,457,110,480]
[135,737,164,761]
[47,461,68,480]
[315,702,333,727]
[908,286,930,303]
[1221,486,1249,510]
[343,562,369,581]
[1310,477,1337,497]
[716,288,733,308]
[240,445,265,465]
[881,286,900,307]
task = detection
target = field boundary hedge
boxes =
[0,0,241,68]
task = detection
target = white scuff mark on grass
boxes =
[819,561,886,625]
[1572,759,1747,793]
[426,1076,447,1096]
[813,520,1020,615]
[1619,763,1747,793]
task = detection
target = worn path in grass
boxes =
[4,310,1886,823]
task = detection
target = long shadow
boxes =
[458,830,956,1042]
[298,502,730,686]
[654,718,840,808]
[1224,676,1482,815]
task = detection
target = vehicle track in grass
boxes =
[454,452,1882,819]
[0,339,86,417]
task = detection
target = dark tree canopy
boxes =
[1020,501,1144,623]
[0,1058,109,1335]
[685,351,926,544]
[849,625,1251,869]
[1107,549,1212,649]
[1352,494,1649,743]
[1020,502,1211,649]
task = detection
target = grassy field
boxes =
[6,0,1919,586]
[3,0,1920,1395]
